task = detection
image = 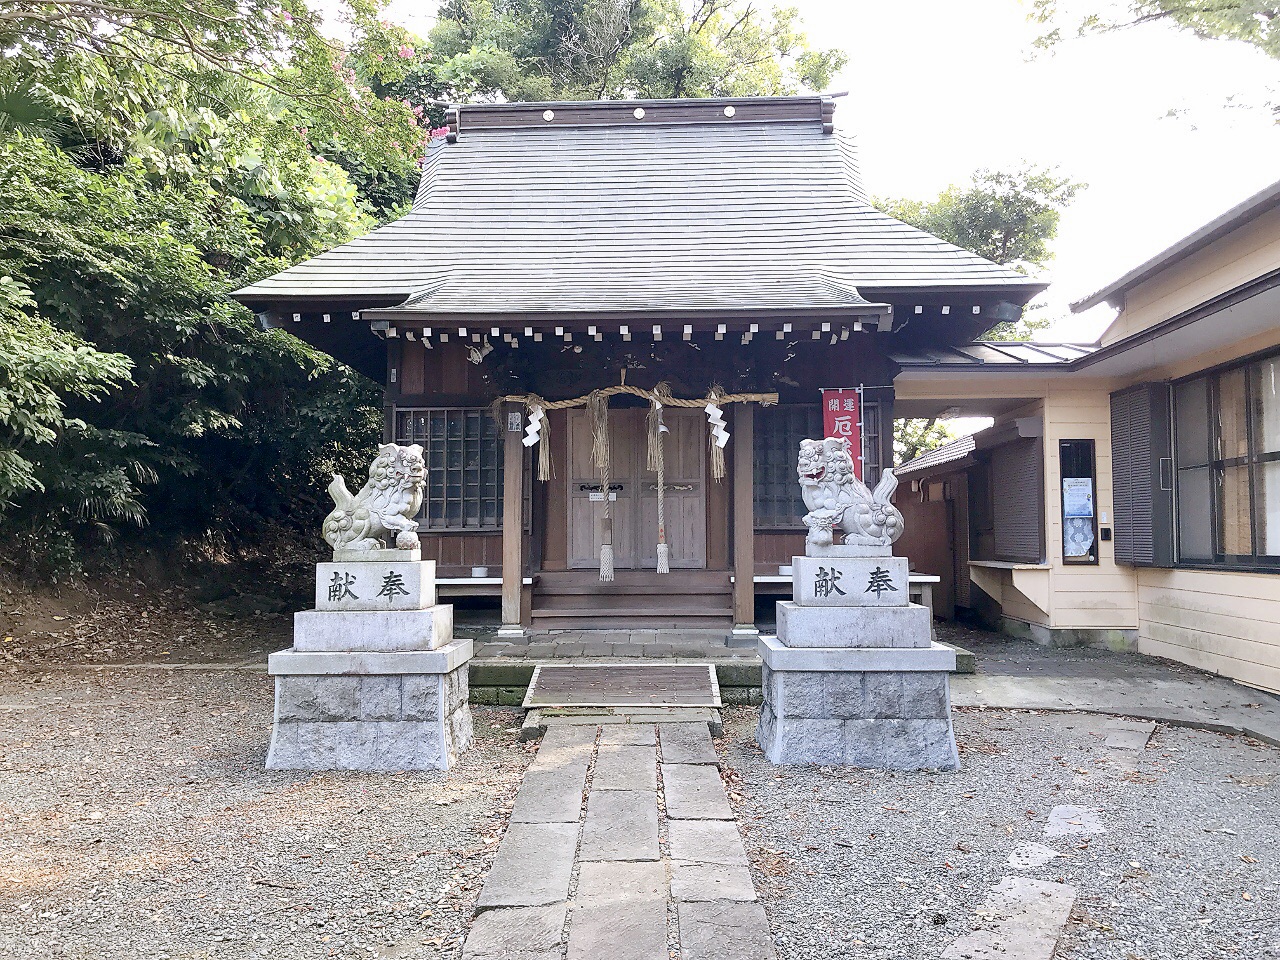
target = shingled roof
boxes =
[233,97,1045,320]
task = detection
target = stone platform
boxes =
[267,553,474,771]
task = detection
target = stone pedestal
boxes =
[757,545,958,770]
[267,553,473,771]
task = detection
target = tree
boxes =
[1031,1,1280,60]
[895,417,958,467]
[423,0,846,102]
[882,166,1082,462]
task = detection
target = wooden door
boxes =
[567,407,706,569]
[636,408,707,568]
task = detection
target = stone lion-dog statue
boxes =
[322,443,426,554]
[797,437,905,548]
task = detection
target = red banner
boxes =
[821,388,862,480]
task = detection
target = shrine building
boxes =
[233,96,1043,639]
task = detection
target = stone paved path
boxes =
[461,721,775,960]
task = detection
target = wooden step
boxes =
[530,615,732,630]
[530,606,731,619]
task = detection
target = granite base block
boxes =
[805,543,890,558]
[790,556,909,607]
[293,605,454,652]
[756,700,958,770]
[267,662,472,771]
[774,601,932,648]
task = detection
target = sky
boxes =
[372,0,1280,343]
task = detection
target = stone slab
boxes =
[668,820,749,867]
[599,724,657,746]
[566,898,667,960]
[760,635,956,672]
[662,763,733,820]
[476,821,579,910]
[509,767,587,823]
[1103,718,1156,751]
[805,542,890,558]
[315,560,437,611]
[579,790,659,862]
[1045,805,1106,837]
[942,877,1076,960]
[593,745,657,791]
[1007,843,1062,870]
[791,556,909,607]
[333,547,421,562]
[575,860,667,903]
[268,639,473,676]
[774,601,931,648]
[293,605,454,652]
[462,903,567,960]
[658,723,719,765]
[531,725,597,770]
[678,900,777,960]
[670,861,757,902]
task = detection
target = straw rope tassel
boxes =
[588,390,614,582]
[648,397,670,574]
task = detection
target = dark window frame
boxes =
[751,401,881,529]
[394,407,506,532]
[1171,347,1280,573]
[1060,438,1100,566]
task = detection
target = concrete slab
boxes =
[942,877,1076,960]
[476,821,579,910]
[509,767,587,824]
[659,722,719,764]
[1045,805,1106,838]
[668,820,749,866]
[593,745,657,791]
[662,763,733,820]
[1104,718,1157,751]
[580,791,659,862]
[670,861,757,902]
[462,903,567,960]
[678,901,777,960]
[1007,842,1062,870]
[530,725,596,771]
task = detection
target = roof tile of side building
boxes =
[233,97,1045,318]
[891,341,1099,367]
[895,433,977,476]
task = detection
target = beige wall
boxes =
[1101,203,1280,346]
[1137,569,1280,694]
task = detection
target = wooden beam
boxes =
[732,402,755,629]
[501,402,525,634]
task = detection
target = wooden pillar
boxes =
[500,402,526,637]
[731,402,758,640]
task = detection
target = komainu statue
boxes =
[323,443,426,554]
[797,437,905,548]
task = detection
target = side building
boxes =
[894,180,1280,694]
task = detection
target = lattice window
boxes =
[395,408,503,530]
[753,402,882,528]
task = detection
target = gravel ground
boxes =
[719,706,1280,960]
[0,670,532,960]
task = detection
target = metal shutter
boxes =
[991,438,1044,563]
[1109,384,1174,567]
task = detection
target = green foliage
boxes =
[878,166,1082,339]
[424,0,846,101]
[1032,1,1280,60]
[0,5,415,578]
[894,417,959,467]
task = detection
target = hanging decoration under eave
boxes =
[646,385,673,574]
[586,390,614,582]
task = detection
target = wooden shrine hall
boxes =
[234,95,1044,639]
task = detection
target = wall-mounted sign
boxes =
[821,388,862,480]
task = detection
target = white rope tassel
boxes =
[650,398,670,574]
[589,391,615,582]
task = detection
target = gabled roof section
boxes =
[896,433,977,476]
[234,97,1046,318]
[1071,176,1280,313]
